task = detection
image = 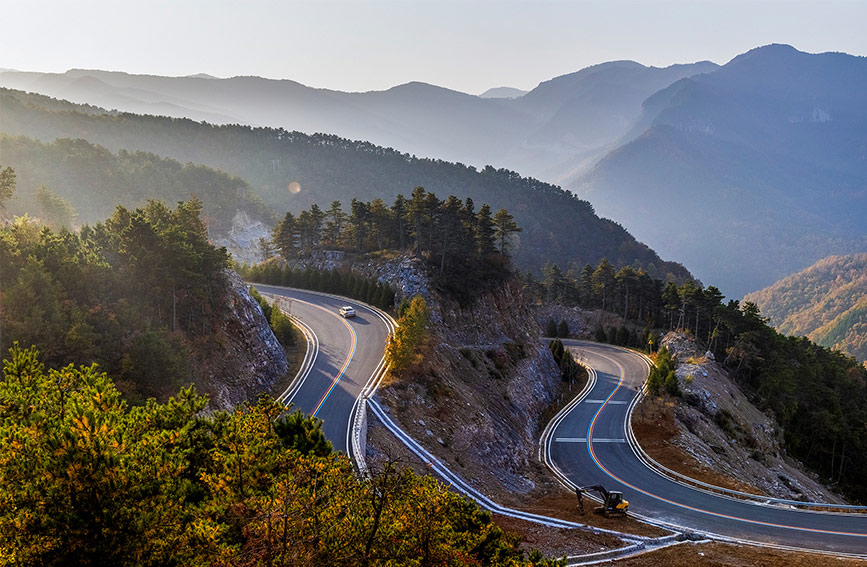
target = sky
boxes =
[3,0,867,94]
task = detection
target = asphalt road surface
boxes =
[254,286,391,458]
[549,340,867,556]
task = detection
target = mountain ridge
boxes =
[0,87,692,283]
[0,59,715,179]
[573,44,867,297]
[744,253,867,362]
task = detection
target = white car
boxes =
[339,306,356,318]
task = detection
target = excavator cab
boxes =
[602,490,628,517]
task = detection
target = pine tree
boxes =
[545,318,558,337]
[492,208,521,256]
[475,204,496,257]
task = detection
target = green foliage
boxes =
[385,296,430,374]
[0,165,14,216]
[545,318,558,337]
[261,188,513,304]
[647,347,677,397]
[36,184,76,229]
[269,305,295,347]
[0,134,272,235]
[274,408,332,456]
[0,345,554,566]
[594,324,607,343]
[549,338,582,383]
[0,200,230,401]
[557,320,569,338]
[248,285,272,321]
[246,285,296,348]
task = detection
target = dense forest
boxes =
[0,195,232,402]
[0,134,272,234]
[745,253,867,362]
[0,345,563,566]
[537,258,867,502]
[259,188,519,302]
[0,87,691,280]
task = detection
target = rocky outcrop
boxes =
[212,210,270,266]
[366,261,562,496]
[660,332,844,503]
[193,270,289,411]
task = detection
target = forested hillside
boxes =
[744,254,867,362]
[0,345,560,566]
[259,188,521,303]
[0,61,716,180]
[0,88,691,281]
[0,197,285,405]
[0,134,272,234]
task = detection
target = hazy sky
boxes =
[4,0,866,94]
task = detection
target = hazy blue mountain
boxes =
[0,87,692,282]
[479,86,528,99]
[503,60,719,181]
[0,62,714,181]
[573,45,867,297]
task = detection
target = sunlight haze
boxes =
[4,0,866,93]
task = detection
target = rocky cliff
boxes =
[360,257,562,497]
[652,332,844,503]
[192,270,289,411]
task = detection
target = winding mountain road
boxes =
[545,340,867,556]
[259,288,866,557]
[254,285,392,461]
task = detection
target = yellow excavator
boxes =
[576,485,629,517]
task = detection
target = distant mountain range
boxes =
[574,45,867,297]
[0,61,715,183]
[478,87,528,99]
[744,254,867,362]
[2,45,864,298]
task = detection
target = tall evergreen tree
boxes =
[493,208,522,256]
[475,204,496,257]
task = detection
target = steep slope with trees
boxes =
[0,88,691,281]
[0,133,272,235]
[524,258,867,502]
[574,45,867,297]
[0,198,287,408]
[0,345,561,566]
[744,253,867,362]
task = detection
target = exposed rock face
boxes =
[371,266,561,495]
[212,210,269,266]
[660,332,844,503]
[194,269,289,411]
